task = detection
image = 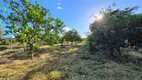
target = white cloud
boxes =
[57,3,61,5]
[63,27,71,32]
[57,6,64,10]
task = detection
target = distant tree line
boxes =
[59,29,83,47]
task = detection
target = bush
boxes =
[87,6,142,57]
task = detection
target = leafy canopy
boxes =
[2,0,65,56]
[88,5,142,55]
[64,29,82,44]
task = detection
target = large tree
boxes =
[2,0,65,57]
[88,5,142,56]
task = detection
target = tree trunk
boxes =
[71,41,73,45]
[61,42,65,48]
[23,40,27,51]
[28,43,34,59]
[60,42,63,46]
[114,46,121,57]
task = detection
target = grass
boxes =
[124,51,142,59]
[0,43,142,80]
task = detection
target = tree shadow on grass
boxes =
[0,46,7,51]
[22,57,73,80]
[7,51,30,60]
[22,69,38,80]
[22,45,84,80]
[22,59,61,80]
[12,46,24,49]
[1,51,16,55]
[21,44,142,80]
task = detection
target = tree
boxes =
[3,0,65,58]
[64,29,82,45]
[58,29,66,47]
[59,35,65,47]
[88,5,141,56]
[43,18,65,45]
[0,23,4,40]
[0,0,6,41]
[126,14,142,47]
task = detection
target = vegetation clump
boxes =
[88,5,142,58]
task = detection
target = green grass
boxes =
[0,43,142,80]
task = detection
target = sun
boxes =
[96,14,103,20]
[91,14,103,22]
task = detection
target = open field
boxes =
[0,43,142,80]
[0,0,142,80]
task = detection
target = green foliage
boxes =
[77,65,85,75]
[125,40,129,45]
[0,23,4,41]
[64,29,82,45]
[42,17,65,45]
[87,31,98,53]
[88,5,142,56]
[59,35,65,46]
[2,0,65,57]
[2,6,6,12]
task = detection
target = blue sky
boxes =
[1,0,142,38]
[35,0,142,38]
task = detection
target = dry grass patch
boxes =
[0,44,142,80]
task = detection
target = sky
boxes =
[35,0,142,38]
[1,0,142,38]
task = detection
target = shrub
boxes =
[88,5,142,57]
